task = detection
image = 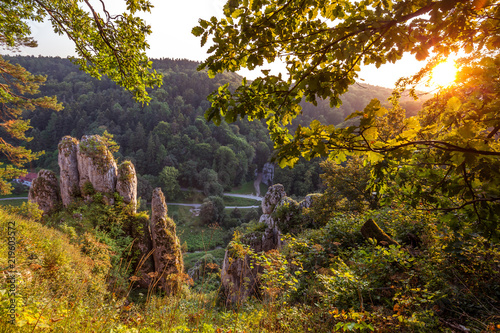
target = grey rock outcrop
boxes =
[299,193,322,209]
[28,170,60,215]
[221,184,286,304]
[150,188,184,295]
[221,250,262,306]
[220,186,324,304]
[130,214,155,289]
[261,184,286,214]
[261,162,275,186]
[116,161,137,211]
[77,135,117,197]
[58,136,80,207]
[259,184,287,250]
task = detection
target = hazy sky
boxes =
[9,0,425,89]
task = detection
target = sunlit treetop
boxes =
[0,0,161,194]
[1,0,162,104]
[195,0,499,140]
[196,0,500,238]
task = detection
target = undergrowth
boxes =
[1,201,499,332]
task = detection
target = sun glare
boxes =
[429,59,458,88]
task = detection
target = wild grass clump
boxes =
[0,207,111,330]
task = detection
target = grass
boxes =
[229,181,268,195]
[0,199,27,207]
[0,207,111,331]
[168,205,229,252]
[2,202,497,332]
[222,195,260,206]
[167,205,195,224]
[0,191,29,199]
[177,224,227,252]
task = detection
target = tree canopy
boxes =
[0,0,161,193]
[196,0,500,238]
[1,0,162,102]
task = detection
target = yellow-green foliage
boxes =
[2,202,42,221]
[118,160,135,182]
[58,136,78,157]
[0,207,110,330]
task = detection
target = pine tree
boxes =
[0,56,62,194]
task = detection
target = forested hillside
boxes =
[2,55,419,198]
[6,57,261,195]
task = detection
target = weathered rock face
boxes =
[150,188,184,295]
[299,193,322,210]
[261,162,275,186]
[116,161,137,211]
[28,170,61,215]
[129,214,155,289]
[220,250,262,306]
[261,184,286,214]
[221,186,326,304]
[77,135,117,197]
[221,184,287,304]
[58,136,80,207]
[259,214,281,251]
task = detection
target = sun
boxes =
[429,59,458,88]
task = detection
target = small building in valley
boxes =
[13,173,38,187]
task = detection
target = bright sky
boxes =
[7,0,426,89]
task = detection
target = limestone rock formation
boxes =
[149,188,184,295]
[129,214,155,289]
[261,162,275,186]
[220,250,262,306]
[77,135,117,198]
[299,193,322,210]
[221,184,286,304]
[259,184,288,250]
[58,136,80,207]
[261,184,286,214]
[28,170,61,215]
[221,185,325,304]
[259,214,281,251]
[116,161,137,211]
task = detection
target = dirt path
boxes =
[223,193,262,201]
[167,203,259,209]
[0,197,28,201]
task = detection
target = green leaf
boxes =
[446,96,462,112]
[192,26,204,37]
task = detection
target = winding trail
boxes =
[0,193,262,209]
[223,193,262,201]
[0,197,28,201]
[167,193,261,209]
[167,202,259,209]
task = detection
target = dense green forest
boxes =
[6,55,418,199]
[9,56,270,197]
